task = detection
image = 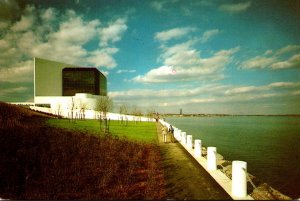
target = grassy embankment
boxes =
[47,118,157,143]
[0,102,165,199]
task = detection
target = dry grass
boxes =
[0,102,166,199]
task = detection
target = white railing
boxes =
[159,119,254,200]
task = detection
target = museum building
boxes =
[34,57,107,112]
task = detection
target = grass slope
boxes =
[47,119,158,143]
[0,102,166,199]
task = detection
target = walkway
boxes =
[156,123,232,200]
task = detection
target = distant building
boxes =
[34,57,107,111]
[10,57,156,122]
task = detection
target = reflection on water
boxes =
[165,116,300,198]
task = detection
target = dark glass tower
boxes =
[62,67,107,96]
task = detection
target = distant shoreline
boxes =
[162,114,300,117]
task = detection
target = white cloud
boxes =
[241,45,300,70]
[271,54,300,69]
[0,60,33,83]
[100,70,109,77]
[0,86,29,96]
[135,27,238,84]
[219,1,252,14]
[240,56,277,69]
[0,4,128,96]
[225,86,257,95]
[52,16,100,45]
[41,7,57,22]
[275,45,300,56]
[109,82,300,102]
[99,18,127,47]
[11,5,35,32]
[6,6,126,68]
[32,42,89,67]
[87,48,118,68]
[16,31,37,54]
[110,81,300,113]
[157,98,216,107]
[154,27,195,42]
[150,1,167,11]
[0,44,21,66]
[268,82,300,88]
[133,43,239,83]
[132,65,176,83]
[117,69,136,74]
[225,81,300,95]
[11,13,34,32]
[200,29,220,43]
[264,50,273,55]
[110,84,225,99]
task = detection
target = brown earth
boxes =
[156,122,232,200]
[0,103,166,200]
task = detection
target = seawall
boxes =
[159,119,292,200]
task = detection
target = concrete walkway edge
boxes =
[179,141,254,200]
[157,122,232,200]
[159,120,254,200]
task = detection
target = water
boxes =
[165,116,300,198]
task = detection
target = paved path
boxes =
[156,123,232,200]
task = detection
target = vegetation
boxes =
[0,102,166,199]
[47,119,158,143]
[95,96,113,133]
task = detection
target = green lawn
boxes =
[47,118,158,143]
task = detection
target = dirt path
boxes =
[156,123,232,200]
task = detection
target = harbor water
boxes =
[165,116,300,199]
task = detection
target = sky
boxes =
[0,0,300,115]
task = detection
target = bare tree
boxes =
[79,100,87,120]
[96,96,113,133]
[147,108,156,122]
[56,103,61,117]
[131,105,143,124]
[69,97,76,122]
[119,104,128,126]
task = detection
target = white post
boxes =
[181,132,187,144]
[232,161,247,198]
[187,135,193,149]
[177,130,181,141]
[174,128,178,139]
[207,147,217,171]
[194,139,202,157]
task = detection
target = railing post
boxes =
[207,147,217,171]
[174,128,178,140]
[181,132,187,144]
[232,161,247,198]
[177,130,181,141]
[194,139,202,157]
[187,135,193,149]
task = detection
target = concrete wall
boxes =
[34,57,79,98]
[34,93,100,111]
[30,105,155,122]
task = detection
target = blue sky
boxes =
[0,0,300,114]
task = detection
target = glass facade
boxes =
[62,68,107,96]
